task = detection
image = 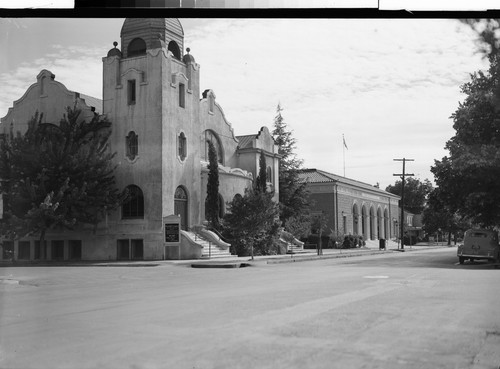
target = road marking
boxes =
[363,276,389,279]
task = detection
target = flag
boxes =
[343,135,348,150]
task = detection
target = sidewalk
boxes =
[0,241,452,268]
[187,239,452,267]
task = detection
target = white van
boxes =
[458,229,500,264]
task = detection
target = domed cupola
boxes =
[182,48,195,64]
[120,18,184,60]
[107,41,122,57]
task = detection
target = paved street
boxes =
[1,247,499,369]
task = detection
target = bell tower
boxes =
[102,18,201,253]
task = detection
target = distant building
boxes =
[0,18,279,261]
[298,169,401,241]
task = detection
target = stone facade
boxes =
[298,169,401,241]
[0,18,280,261]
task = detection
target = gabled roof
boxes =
[298,168,400,199]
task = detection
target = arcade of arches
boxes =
[298,169,400,241]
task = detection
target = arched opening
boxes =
[369,206,375,240]
[384,208,389,240]
[168,40,181,60]
[204,193,224,221]
[266,166,272,182]
[128,38,146,57]
[377,207,383,239]
[122,185,144,219]
[361,205,367,240]
[203,130,224,165]
[174,186,188,230]
[352,203,359,236]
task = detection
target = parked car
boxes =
[457,229,500,264]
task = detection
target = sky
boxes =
[0,17,490,189]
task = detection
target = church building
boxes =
[0,18,280,261]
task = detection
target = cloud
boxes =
[0,18,490,189]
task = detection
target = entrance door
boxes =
[174,186,188,231]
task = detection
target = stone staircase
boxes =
[287,242,307,254]
[186,231,233,259]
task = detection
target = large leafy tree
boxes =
[422,188,471,245]
[385,177,433,214]
[431,46,500,227]
[272,103,310,234]
[222,188,280,258]
[206,140,220,230]
[0,107,124,244]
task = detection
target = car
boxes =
[457,229,500,265]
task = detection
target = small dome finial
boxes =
[113,41,118,48]
[186,47,190,54]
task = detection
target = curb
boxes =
[191,262,252,269]
[266,249,394,264]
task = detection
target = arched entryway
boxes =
[369,206,375,240]
[384,208,389,239]
[361,205,367,240]
[377,207,382,239]
[352,203,360,236]
[174,186,188,230]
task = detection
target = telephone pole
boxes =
[393,158,414,251]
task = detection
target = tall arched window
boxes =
[203,130,223,164]
[122,185,144,219]
[126,131,138,160]
[128,38,146,57]
[168,41,181,60]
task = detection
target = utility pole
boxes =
[393,158,414,251]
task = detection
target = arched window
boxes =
[128,38,146,57]
[203,130,223,164]
[126,131,138,160]
[204,193,224,220]
[178,132,187,161]
[168,41,181,60]
[122,185,144,219]
[266,166,272,182]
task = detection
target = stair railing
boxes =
[189,224,212,259]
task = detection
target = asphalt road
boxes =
[1,248,499,369]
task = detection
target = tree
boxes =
[272,103,310,233]
[255,151,267,193]
[0,107,124,246]
[206,140,220,230]
[222,188,280,259]
[385,177,433,214]
[431,49,500,227]
[422,188,471,245]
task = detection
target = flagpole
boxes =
[343,134,345,177]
